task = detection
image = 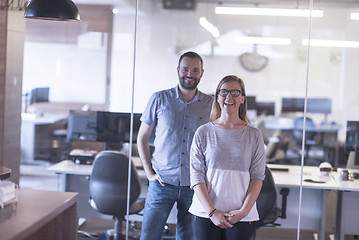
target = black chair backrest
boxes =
[267,140,280,159]
[89,151,141,218]
[293,117,316,144]
[256,165,278,228]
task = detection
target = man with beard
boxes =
[138,51,213,240]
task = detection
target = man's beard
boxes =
[179,76,200,90]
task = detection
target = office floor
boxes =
[19,162,358,240]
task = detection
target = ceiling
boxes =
[24,0,359,44]
[196,0,359,7]
[70,0,359,8]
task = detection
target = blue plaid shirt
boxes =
[140,85,213,186]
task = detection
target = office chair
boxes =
[254,165,289,239]
[292,117,320,166]
[256,119,280,146]
[257,119,291,164]
[89,151,144,240]
[266,137,290,163]
[347,151,359,169]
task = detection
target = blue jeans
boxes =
[192,215,256,240]
[140,181,194,240]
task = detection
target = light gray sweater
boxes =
[189,122,266,220]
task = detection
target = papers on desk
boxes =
[69,149,98,165]
[0,180,18,208]
[70,149,98,157]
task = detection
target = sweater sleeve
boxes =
[190,128,207,189]
[249,128,266,180]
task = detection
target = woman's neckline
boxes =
[210,121,248,130]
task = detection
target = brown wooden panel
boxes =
[27,203,78,240]
[0,190,79,240]
[1,11,25,184]
[0,10,7,166]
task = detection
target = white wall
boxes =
[23,34,107,104]
[109,3,359,141]
[22,2,359,141]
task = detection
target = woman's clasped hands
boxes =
[210,209,246,228]
[209,209,232,228]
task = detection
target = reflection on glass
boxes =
[20,0,359,239]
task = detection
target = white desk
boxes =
[332,169,359,240]
[48,160,94,176]
[48,158,147,220]
[49,160,347,238]
[267,164,338,240]
[47,158,146,178]
[47,159,181,223]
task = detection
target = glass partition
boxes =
[119,0,316,238]
[20,0,359,239]
[308,3,359,239]
[124,1,358,239]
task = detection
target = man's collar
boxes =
[175,84,199,102]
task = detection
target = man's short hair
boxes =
[178,51,203,69]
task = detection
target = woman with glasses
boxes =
[189,75,266,240]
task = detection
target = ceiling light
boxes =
[302,39,359,48]
[236,37,291,45]
[24,0,80,21]
[162,0,196,10]
[199,17,220,38]
[215,6,323,18]
[350,12,359,20]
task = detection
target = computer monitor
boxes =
[66,110,97,142]
[66,110,143,151]
[281,97,332,115]
[281,97,304,113]
[29,87,49,105]
[307,98,331,114]
[96,111,142,143]
[256,102,275,116]
[246,96,257,110]
[345,121,359,166]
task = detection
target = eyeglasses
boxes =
[218,89,242,97]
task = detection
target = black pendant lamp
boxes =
[24,0,80,21]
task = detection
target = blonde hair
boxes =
[210,75,248,123]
